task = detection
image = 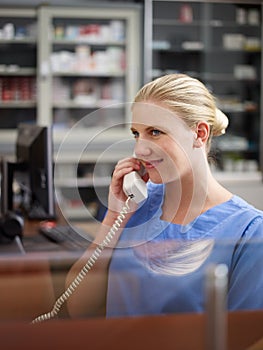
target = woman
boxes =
[66,74,263,318]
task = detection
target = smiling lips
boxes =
[143,159,163,169]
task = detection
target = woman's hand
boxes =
[108,157,146,213]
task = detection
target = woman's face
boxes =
[131,102,198,184]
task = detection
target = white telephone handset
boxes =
[123,171,148,204]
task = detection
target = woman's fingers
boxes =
[112,158,140,181]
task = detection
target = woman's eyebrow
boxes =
[131,125,169,132]
[146,125,170,133]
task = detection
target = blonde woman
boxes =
[67,74,263,318]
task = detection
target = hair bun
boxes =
[213,108,229,136]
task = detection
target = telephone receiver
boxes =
[123,164,148,204]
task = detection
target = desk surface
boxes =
[0,218,100,322]
[1,310,263,350]
[1,220,263,350]
[0,216,99,255]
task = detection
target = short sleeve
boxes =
[228,216,263,310]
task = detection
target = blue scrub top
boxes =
[106,182,263,317]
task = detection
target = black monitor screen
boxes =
[15,123,55,220]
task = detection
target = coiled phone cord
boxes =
[32,196,133,324]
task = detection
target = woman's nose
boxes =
[134,138,152,158]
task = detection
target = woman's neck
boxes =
[161,167,232,225]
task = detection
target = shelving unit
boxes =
[37,6,141,143]
[43,5,141,220]
[0,4,142,220]
[144,0,262,174]
[0,8,37,134]
[55,161,113,220]
[0,4,141,144]
[203,3,261,172]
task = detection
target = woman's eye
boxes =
[151,129,161,136]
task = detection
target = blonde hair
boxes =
[133,74,228,149]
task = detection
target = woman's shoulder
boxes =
[215,195,263,230]
[229,195,263,238]
[230,195,263,217]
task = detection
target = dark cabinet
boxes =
[146,0,262,173]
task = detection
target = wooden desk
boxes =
[0,215,100,321]
[0,310,263,350]
[22,210,100,240]
[1,219,263,349]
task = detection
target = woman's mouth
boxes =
[143,159,163,169]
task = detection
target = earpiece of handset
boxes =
[123,171,148,204]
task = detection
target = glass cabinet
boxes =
[0,8,37,138]
[145,0,262,173]
[0,4,142,220]
[38,6,141,136]
[0,4,142,155]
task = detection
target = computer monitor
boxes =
[1,124,56,220]
[16,123,56,220]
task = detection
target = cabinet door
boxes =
[38,6,141,148]
[148,0,261,173]
[0,8,38,150]
[150,1,205,80]
[37,6,142,220]
[202,3,261,173]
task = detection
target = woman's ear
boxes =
[193,122,209,148]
